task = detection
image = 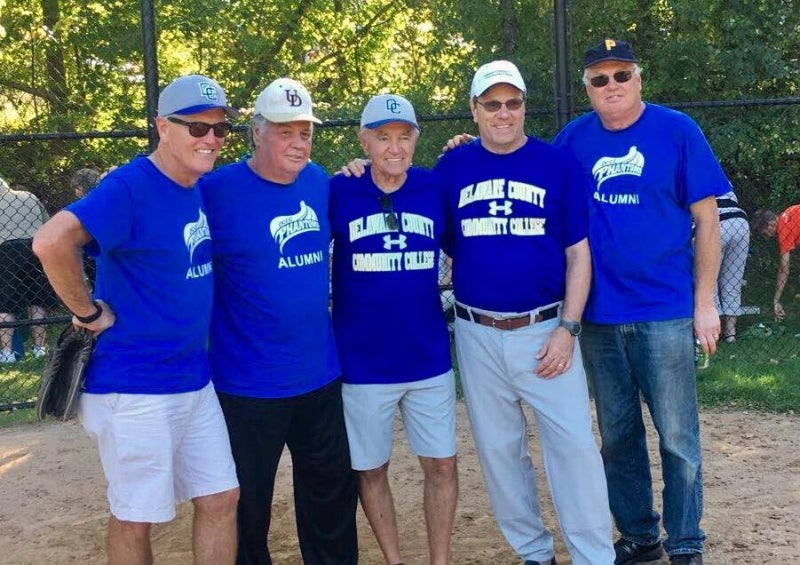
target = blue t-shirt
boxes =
[199,159,340,398]
[330,167,451,385]
[433,136,589,312]
[66,156,214,394]
[552,103,730,323]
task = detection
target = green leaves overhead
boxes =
[0,0,798,207]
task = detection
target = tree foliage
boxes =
[0,0,798,210]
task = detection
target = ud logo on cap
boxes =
[198,82,219,101]
[285,89,303,107]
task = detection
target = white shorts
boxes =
[342,370,457,471]
[79,381,239,523]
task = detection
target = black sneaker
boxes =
[614,538,664,564]
[523,559,556,565]
[669,554,703,565]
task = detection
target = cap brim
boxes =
[363,119,420,131]
[171,103,240,118]
[260,112,322,125]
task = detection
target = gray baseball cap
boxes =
[360,94,419,131]
[157,74,239,118]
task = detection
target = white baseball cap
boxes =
[157,74,238,117]
[360,94,419,131]
[470,60,527,98]
[254,78,322,124]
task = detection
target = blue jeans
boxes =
[580,318,704,556]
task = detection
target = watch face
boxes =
[560,320,581,336]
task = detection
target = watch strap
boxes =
[74,301,103,324]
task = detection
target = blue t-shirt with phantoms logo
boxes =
[199,159,340,399]
[552,103,730,324]
[66,156,214,394]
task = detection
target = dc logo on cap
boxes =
[198,82,219,101]
[385,98,401,114]
[285,89,303,107]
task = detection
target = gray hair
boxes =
[70,168,102,193]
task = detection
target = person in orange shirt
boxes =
[752,205,800,320]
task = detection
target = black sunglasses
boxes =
[475,98,525,112]
[167,116,232,138]
[588,70,634,88]
[379,194,399,231]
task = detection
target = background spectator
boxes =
[715,189,750,341]
[0,177,58,362]
[751,206,800,321]
[70,168,102,199]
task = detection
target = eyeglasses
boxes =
[379,194,399,231]
[167,116,233,138]
[588,70,634,88]
[475,98,525,112]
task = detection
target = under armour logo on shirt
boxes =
[488,200,513,216]
[383,234,408,250]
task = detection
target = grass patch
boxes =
[0,356,44,396]
[2,324,800,426]
[697,336,800,413]
[0,407,36,427]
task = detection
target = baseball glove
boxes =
[36,325,96,422]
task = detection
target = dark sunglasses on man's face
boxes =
[476,98,525,112]
[167,116,233,138]
[588,70,634,88]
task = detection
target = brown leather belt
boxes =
[455,304,559,331]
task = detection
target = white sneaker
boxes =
[32,345,47,358]
[0,349,16,364]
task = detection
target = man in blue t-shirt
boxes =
[199,78,358,565]
[331,94,457,565]
[553,39,727,565]
[32,75,240,564]
[435,61,615,565]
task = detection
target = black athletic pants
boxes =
[218,378,359,565]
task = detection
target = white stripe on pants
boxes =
[454,315,614,565]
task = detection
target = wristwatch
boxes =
[558,319,582,337]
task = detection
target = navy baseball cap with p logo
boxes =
[583,39,638,68]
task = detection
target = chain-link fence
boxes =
[3,102,800,410]
[2,0,800,410]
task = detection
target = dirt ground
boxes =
[1,403,798,564]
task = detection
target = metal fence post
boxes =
[140,0,159,152]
